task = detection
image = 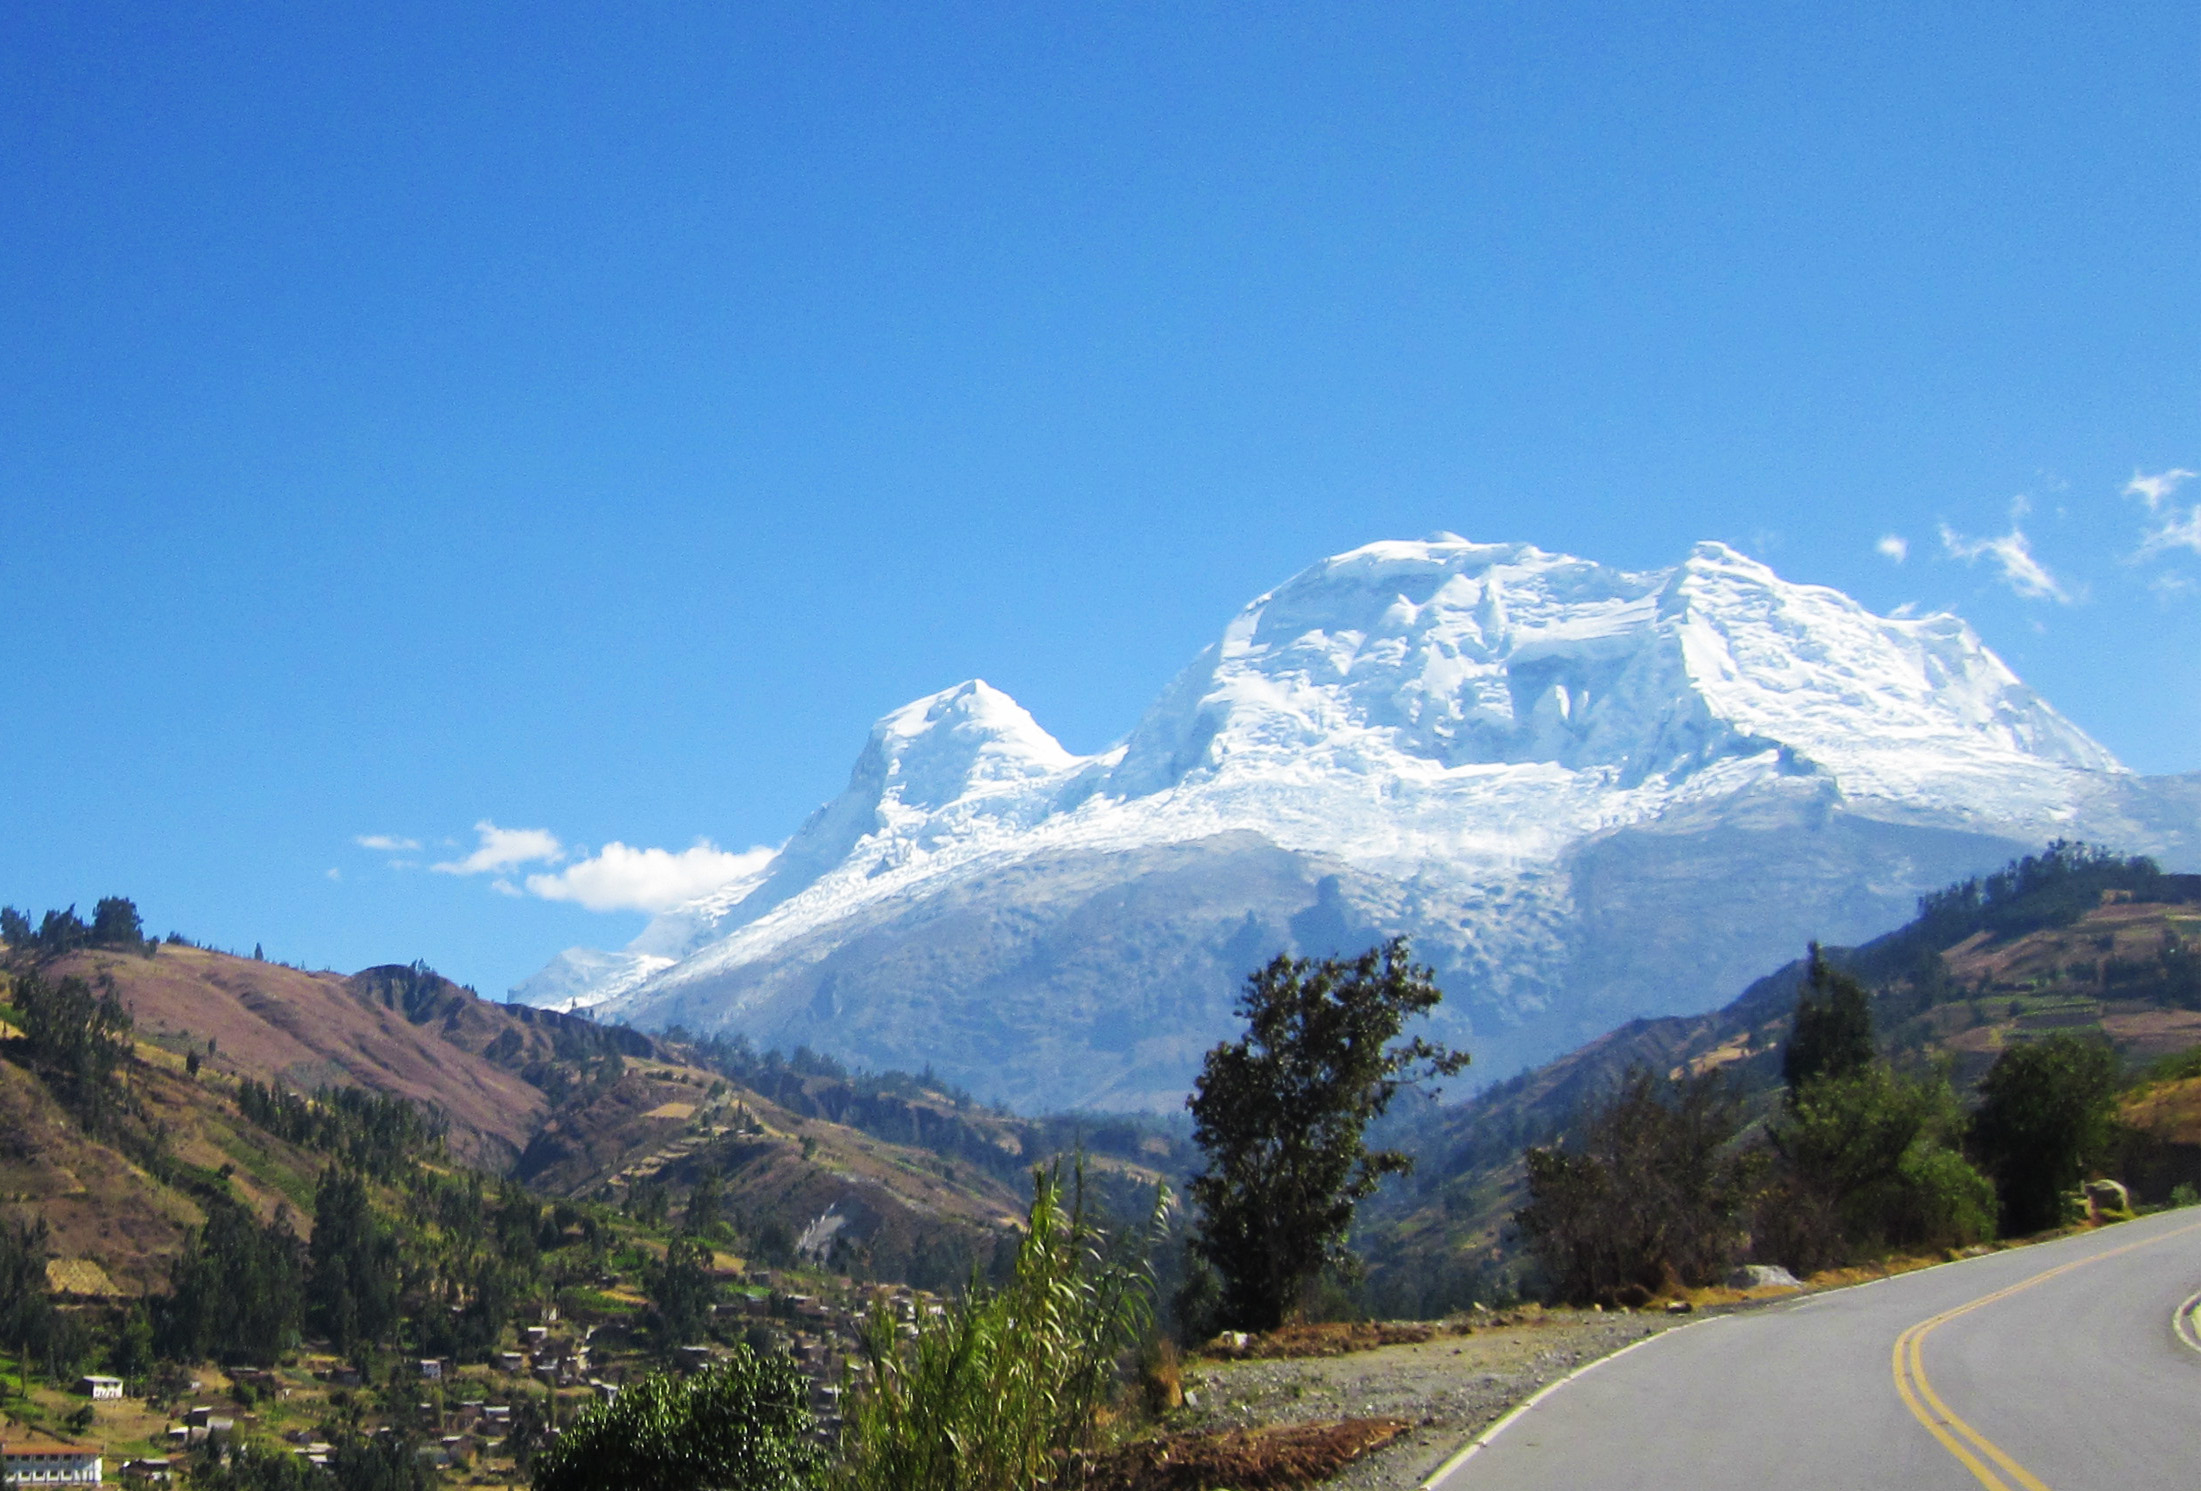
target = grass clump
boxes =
[837,1164,1165,1491]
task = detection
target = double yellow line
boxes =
[1891,1220,2201,1491]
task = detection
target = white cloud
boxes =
[325,867,342,882]
[2126,467,2196,512]
[525,840,775,914]
[1876,534,1909,563]
[2127,467,2201,558]
[433,820,566,876]
[355,834,421,852]
[1938,514,2071,603]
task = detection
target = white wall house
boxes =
[3,1431,104,1487]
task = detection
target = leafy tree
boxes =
[644,1236,717,1352]
[1969,1033,2121,1235]
[531,1351,823,1491]
[1185,938,1466,1331]
[156,1196,304,1365]
[840,1165,1162,1491]
[1516,1068,1757,1305]
[1783,944,1874,1091]
[306,1168,401,1357]
[89,897,147,950]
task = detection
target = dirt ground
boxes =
[1171,1309,1680,1489]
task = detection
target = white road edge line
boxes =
[1416,1316,1727,1490]
[2172,1288,2201,1355]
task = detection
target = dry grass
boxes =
[1080,1418,1410,1490]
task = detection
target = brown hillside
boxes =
[52,946,551,1165]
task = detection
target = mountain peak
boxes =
[865,679,1081,812]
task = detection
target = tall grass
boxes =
[837,1164,1166,1491]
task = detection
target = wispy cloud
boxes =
[432,820,565,876]
[354,834,421,852]
[1876,534,1909,564]
[1938,502,2072,603]
[525,841,775,914]
[2127,467,2201,558]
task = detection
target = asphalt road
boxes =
[1432,1208,2201,1490]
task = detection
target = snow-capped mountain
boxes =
[514,537,2199,1110]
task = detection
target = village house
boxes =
[3,1429,104,1488]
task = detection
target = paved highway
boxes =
[1432,1208,2201,1490]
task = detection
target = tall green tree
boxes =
[306,1167,401,1357]
[1186,938,1467,1332]
[156,1196,304,1364]
[532,1351,823,1491]
[1782,944,1875,1092]
[1969,1033,2120,1236]
[0,1215,57,1397]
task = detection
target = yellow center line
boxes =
[1891,1219,2201,1491]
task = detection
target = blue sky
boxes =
[2,3,2195,995]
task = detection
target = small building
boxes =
[416,1360,443,1381]
[3,1430,105,1487]
[79,1376,124,1401]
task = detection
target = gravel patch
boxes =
[1172,1310,1678,1488]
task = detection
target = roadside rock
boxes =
[1725,1264,1802,1290]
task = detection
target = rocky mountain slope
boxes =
[519,536,2201,1110]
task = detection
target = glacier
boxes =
[512,537,2200,1110]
